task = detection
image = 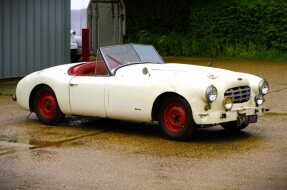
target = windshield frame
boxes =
[98,44,165,75]
[95,49,112,76]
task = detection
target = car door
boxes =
[106,67,152,122]
[69,76,108,117]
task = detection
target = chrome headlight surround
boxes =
[259,79,269,96]
[255,94,264,106]
[206,85,218,103]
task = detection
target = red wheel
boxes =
[38,92,58,119]
[159,96,195,140]
[163,102,187,133]
[33,86,64,124]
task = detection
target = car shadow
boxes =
[192,127,253,143]
[62,116,255,143]
[65,116,163,137]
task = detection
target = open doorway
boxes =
[70,0,126,62]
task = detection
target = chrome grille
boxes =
[224,86,251,103]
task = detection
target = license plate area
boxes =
[248,115,258,123]
[237,113,257,125]
[237,113,247,125]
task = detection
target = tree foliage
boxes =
[125,0,287,59]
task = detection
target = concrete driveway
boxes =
[0,58,286,190]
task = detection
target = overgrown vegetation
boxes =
[125,0,287,60]
[0,79,18,96]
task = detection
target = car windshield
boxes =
[99,44,165,74]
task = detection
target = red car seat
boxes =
[68,61,108,76]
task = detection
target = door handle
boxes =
[69,83,79,87]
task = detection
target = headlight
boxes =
[255,94,264,106]
[259,80,269,95]
[206,85,218,103]
[223,97,233,110]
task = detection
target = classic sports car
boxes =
[16,44,269,140]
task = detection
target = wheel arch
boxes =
[151,92,191,122]
[29,84,54,112]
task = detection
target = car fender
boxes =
[16,66,73,114]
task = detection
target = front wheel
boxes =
[159,96,195,140]
[33,86,64,125]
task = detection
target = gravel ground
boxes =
[0,58,286,190]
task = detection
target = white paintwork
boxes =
[69,76,107,117]
[16,62,266,125]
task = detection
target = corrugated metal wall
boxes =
[0,0,70,79]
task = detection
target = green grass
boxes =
[0,78,19,96]
[251,50,287,62]
[0,91,14,96]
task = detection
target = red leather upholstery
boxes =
[68,62,96,76]
[68,61,108,76]
[95,60,108,75]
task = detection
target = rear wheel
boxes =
[33,86,64,125]
[159,96,195,140]
[221,121,249,132]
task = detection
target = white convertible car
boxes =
[16,44,269,140]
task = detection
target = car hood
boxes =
[151,63,244,79]
[148,63,258,90]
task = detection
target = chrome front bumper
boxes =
[196,106,266,125]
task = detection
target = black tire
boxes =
[159,96,195,140]
[221,121,249,132]
[33,86,64,125]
